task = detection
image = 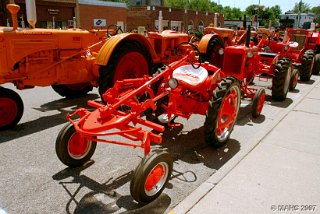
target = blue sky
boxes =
[217,0,319,13]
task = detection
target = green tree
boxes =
[292,1,311,13]
[165,0,188,9]
[188,0,212,11]
[270,5,282,19]
[245,5,282,27]
[311,6,320,23]
[210,1,223,13]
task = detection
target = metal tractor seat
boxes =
[173,65,208,88]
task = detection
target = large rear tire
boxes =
[55,123,97,167]
[300,50,315,81]
[98,41,153,101]
[271,58,291,101]
[0,87,24,130]
[51,83,93,99]
[130,150,173,203]
[312,53,320,75]
[204,77,241,147]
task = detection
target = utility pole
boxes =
[297,0,302,28]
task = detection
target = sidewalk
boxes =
[171,78,320,214]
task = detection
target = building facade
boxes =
[127,6,224,33]
[1,0,223,32]
[1,0,127,30]
[1,0,77,29]
[78,0,127,30]
[280,11,315,29]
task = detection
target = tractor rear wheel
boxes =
[56,123,97,167]
[271,58,291,101]
[51,83,93,99]
[204,77,241,147]
[130,150,173,203]
[300,50,315,81]
[312,53,320,75]
[98,42,153,102]
[0,87,24,130]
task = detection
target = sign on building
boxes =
[94,19,106,27]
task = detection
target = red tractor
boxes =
[283,28,318,80]
[55,44,242,203]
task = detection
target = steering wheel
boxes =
[175,42,202,69]
[106,24,124,37]
[236,32,247,45]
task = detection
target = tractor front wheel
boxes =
[98,42,153,101]
[204,77,241,147]
[289,69,299,91]
[56,123,97,167]
[0,87,24,130]
[51,83,93,99]
[300,50,315,81]
[271,58,291,101]
[312,53,320,75]
[130,150,173,203]
[251,88,265,118]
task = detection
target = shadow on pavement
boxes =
[161,126,241,170]
[52,122,240,214]
[298,79,315,85]
[52,161,171,214]
[0,94,99,144]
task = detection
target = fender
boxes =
[197,34,224,54]
[95,33,159,66]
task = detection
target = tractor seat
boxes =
[173,65,208,87]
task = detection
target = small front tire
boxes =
[130,150,173,203]
[51,83,93,99]
[289,69,299,91]
[251,88,265,118]
[55,123,97,167]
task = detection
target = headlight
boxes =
[168,78,178,89]
[247,51,253,58]
[218,48,224,55]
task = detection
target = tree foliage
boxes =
[292,1,311,13]
[163,0,320,26]
[311,6,320,23]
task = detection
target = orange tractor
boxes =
[1,3,221,130]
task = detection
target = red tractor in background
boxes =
[283,28,319,80]
[194,25,294,102]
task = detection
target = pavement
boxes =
[169,76,320,214]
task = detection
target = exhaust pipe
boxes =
[245,25,251,47]
[26,0,37,28]
[6,4,20,30]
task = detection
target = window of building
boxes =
[136,0,142,6]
